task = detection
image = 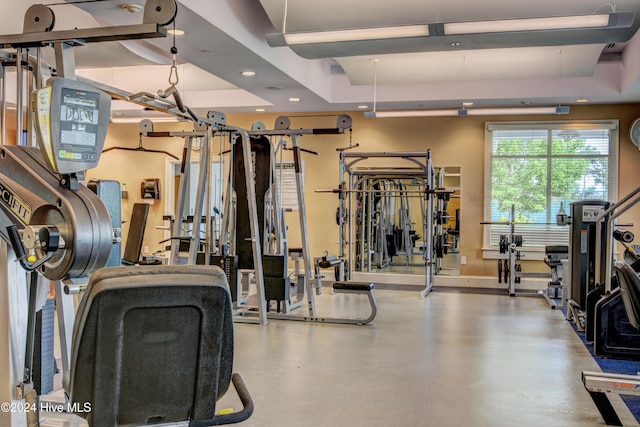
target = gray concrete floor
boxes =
[42,286,636,427]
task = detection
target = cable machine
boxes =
[210,115,376,325]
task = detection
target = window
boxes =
[484,121,618,251]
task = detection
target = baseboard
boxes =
[351,272,548,291]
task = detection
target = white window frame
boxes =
[483,120,619,260]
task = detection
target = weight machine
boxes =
[588,186,640,357]
[211,115,377,325]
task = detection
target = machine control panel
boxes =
[33,77,111,175]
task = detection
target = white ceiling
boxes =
[1,0,640,117]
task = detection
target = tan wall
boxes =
[87,104,640,275]
[4,111,17,145]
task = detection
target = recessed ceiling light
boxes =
[255,108,266,112]
[121,4,142,13]
[357,105,369,109]
[167,29,185,35]
[289,97,300,102]
[575,98,589,103]
[266,86,282,91]
[241,71,256,77]
[462,102,474,107]
[451,42,461,47]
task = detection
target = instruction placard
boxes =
[275,161,305,211]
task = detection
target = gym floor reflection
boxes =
[45,285,632,427]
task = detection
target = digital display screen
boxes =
[57,87,101,162]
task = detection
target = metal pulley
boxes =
[23,4,55,33]
[336,114,353,129]
[143,0,178,26]
[139,119,154,134]
[274,116,291,130]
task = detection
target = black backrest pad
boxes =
[122,203,149,265]
[67,265,233,426]
[614,262,640,329]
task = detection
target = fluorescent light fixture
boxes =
[283,25,429,45]
[241,70,256,76]
[266,11,634,55]
[167,28,185,35]
[288,97,300,102]
[575,98,589,103]
[444,14,611,35]
[463,106,570,115]
[366,109,459,118]
[255,108,266,112]
[357,105,369,109]
[110,115,179,124]
[365,106,570,118]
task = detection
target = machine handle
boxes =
[5,225,52,271]
[190,373,254,426]
[6,225,27,263]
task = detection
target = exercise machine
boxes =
[593,256,640,359]
[213,116,377,325]
[556,194,640,354]
[569,200,611,309]
[483,205,556,296]
[0,3,254,425]
[556,200,611,332]
[333,150,442,298]
[541,245,569,309]
[588,187,640,356]
[583,262,640,425]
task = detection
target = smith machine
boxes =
[325,150,449,298]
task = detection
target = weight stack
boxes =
[196,253,239,302]
[262,255,287,277]
[33,298,55,395]
[264,277,291,307]
[262,255,290,311]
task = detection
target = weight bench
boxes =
[58,265,253,427]
[332,282,377,325]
